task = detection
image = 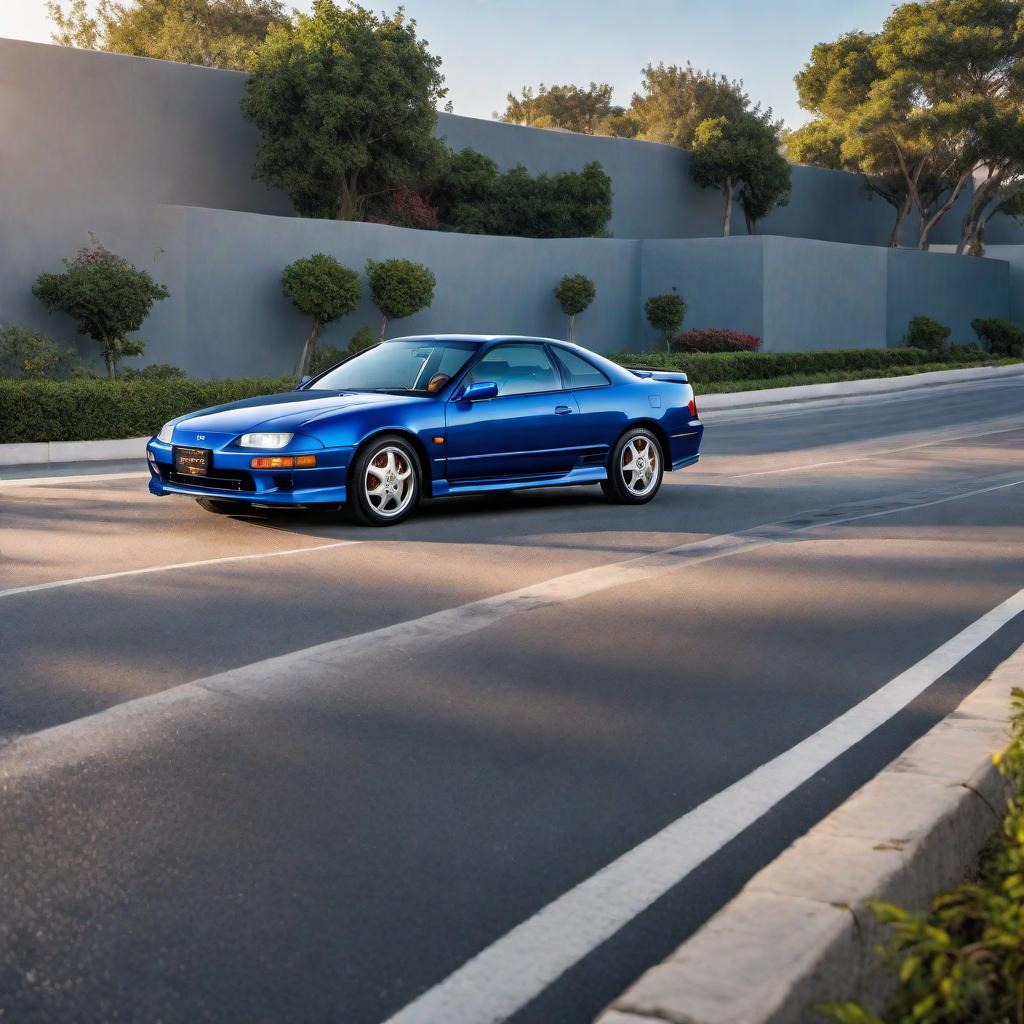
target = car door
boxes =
[444,342,581,482]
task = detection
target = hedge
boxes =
[0,377,294,443]
[608,346,990,384]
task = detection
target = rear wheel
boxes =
[348,435,421,527]
[195,497,246,515]
[601,427,664,505]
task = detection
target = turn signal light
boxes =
[251,455,317,469]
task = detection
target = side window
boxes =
[553,349,611,389]
[468,344,561,397]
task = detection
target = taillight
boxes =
[688,395,698,419]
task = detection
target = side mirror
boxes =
[462,381,498,402]
[295,375,312,390]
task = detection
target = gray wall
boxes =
[0,36,1016,377]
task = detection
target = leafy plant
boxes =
[674,328,761,353]
[365,188,439,230]
[117,363,186,380]
[47,0,290,70]
[645,293,687,353]
[0,325,78,380]
[366,258,435,340]
[823,688,1024,1024]
[434,149,612,238]
[972,318,1024,358]
[903,316,951,355]
[32,241,169,379]
[242,0,447,220]
[554,274,596,342]
[346,325,376,354]
[281,253,361,376]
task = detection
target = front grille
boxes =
[167,469,256,492]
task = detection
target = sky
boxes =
[0,0,899,128]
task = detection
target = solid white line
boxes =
[381,587,1024,1024]
[0,541,361,599]
[726,422,1024,480]
[0,471,147,488]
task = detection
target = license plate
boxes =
[173,446,210,476]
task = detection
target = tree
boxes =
[242,1,447,220]
[644,293,686,353]
[798,3,1024,251]
[692,112,791,236]
[33,241,169,378]
[554,274,596,342]
[498,82,636,137]
[281,253,361,377]
[631,62,751,148]
[784,119,848,170]
[47,0,289,70]
[366,258,436,340]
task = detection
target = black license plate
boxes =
[173,446,211,477]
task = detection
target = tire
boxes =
[195,497,246,515]
[601,427,664,505]
[348,434,421,527]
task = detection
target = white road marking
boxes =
[0,541,361,599]
[0,471,147,487]
[381,587,1024,1024]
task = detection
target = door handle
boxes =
[555,405,573,415]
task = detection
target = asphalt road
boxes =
[1,375,1023,1024]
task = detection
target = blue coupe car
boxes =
[147,336,703,526]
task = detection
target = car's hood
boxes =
[177,390,425,435]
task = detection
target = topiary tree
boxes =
[366,258,436,340]
[242,1,447,220]
[971,318,1024,358]
[644,292,687,353]
[32,241,169,378]
[904,316,951,355]
[281,253,361,376]
[554,274,596,342]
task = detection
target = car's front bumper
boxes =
[146,439,354,506]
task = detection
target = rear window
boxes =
[554,349,611,389]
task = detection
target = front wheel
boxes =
[348,435,421,526]
[601,427,664,505]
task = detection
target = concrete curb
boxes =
[0,436,149,467]
[596,643,1024,1024]
[699,362,1024,412]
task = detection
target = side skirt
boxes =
[431,465,608,498]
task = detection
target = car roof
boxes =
[386,334,568,346]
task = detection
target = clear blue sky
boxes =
[0,0,898,127]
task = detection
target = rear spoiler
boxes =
[626,367,689,383]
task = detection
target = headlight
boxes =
[239,432,294,449]
[157,421,174,444]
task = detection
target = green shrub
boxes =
[308,345,346,376]
[434,148,613,238]
[347,325,376,354]
[673,328,761,353]
[117,363,187,381]
[554,274,596,342]
[645,293,687,353]
[971,317,1024,357]
[823,688,1024,1024]
[903,316,951,354]
[366,258,436,341]
[0,325,79,379]
[0,377,294,443]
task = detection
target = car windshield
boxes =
[311,339,479,394]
